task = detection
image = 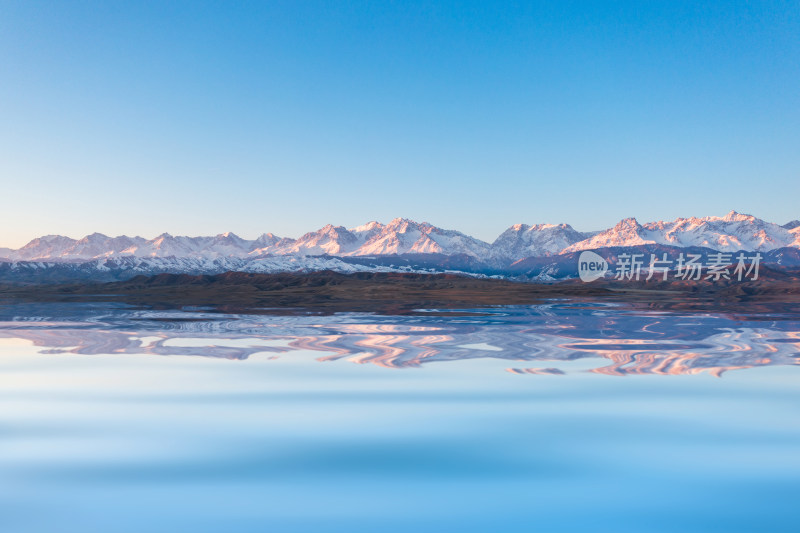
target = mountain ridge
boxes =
[2,212,798,267]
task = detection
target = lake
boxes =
[0,301,798,532]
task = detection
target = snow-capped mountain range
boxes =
[2,212,799,264]
[562,212,800,254]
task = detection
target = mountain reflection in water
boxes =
[0,301,797,376]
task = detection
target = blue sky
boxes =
[1,1,798,247]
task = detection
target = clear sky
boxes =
[1,1,798,247]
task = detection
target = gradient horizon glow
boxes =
[1,1,798,248]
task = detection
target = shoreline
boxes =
[1,270,798,317]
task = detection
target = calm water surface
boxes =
[0,301,798,532]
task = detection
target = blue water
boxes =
[0,302,798,532]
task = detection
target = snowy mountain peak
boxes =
[492,222,590,258]
[532,223,575,231]
[349,221,384,233]
[212,232,246,243]
[386,217,415,231]
[15,235,79,261]
[79,232,110,241]
[721,210,756,222]
[24,235,77,247]
[278,224,360,256]
[250,233,282,252]
[615,217,642,230]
